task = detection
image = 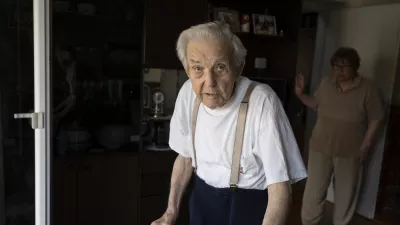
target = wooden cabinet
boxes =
[140,151,178,225]
[143,0,208,69]
[53,151,189,225]
[53,154,140,225]
[53,158,77,225]
[208,0,302,79]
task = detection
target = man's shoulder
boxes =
[176,79,195,102]
[244,81,282,117]
[180,79,193,94]
[249,81,279,104]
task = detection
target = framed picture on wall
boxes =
[252,14,277,35]
[213,8,240,32]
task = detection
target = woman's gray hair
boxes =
[176,21,247,71]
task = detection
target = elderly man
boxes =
[152,22,307,225]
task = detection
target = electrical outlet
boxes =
[254,57,267,69]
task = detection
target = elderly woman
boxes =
[296,47,384,225]
[151,22,307,225]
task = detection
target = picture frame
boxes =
[213,7,240,32]
[252,14,277,35]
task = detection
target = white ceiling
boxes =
[303,0,400,12]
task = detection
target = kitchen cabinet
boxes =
[208,0,302,79]
[143,0,208,69]
[140,151,178,225]
[53,151,190,225]
[53,157,77,225]
[53,153,140,225]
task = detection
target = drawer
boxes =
[141,174,170,197]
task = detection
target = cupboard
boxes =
[143,0,208,69]
[53,154,140,225]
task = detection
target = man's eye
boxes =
[193,66,203,73]
[215,64,226,72]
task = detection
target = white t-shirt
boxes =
[169,76,307,190]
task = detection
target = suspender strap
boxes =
[191,97,201,173]
[229,82,257,191]
[191,82,258,190]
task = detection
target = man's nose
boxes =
[204,70,217,87]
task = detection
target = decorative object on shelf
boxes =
[213,7,240,32]
[279,30,284,36]
[252,14,277,36]
[152,90,165,118]
[240,14,250,33]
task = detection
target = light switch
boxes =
[254,57,267,69]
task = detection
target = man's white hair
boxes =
[176,21,247,71]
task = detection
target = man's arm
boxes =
[262,182,291,225]
[166,155,193,215]
[151,155,193,225]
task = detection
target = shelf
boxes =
[236,32,290,41]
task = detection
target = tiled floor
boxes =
[288,188,384,225]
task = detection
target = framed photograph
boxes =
[213,8,240,32]
[252,14,277,35]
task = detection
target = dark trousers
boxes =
[189,175,268,225]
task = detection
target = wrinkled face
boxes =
[186,39,238,109]
[332,59,357,82]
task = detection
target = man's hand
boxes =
[151,155,193,225]
[151,210,178,225]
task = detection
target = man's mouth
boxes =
[203,93,219,98]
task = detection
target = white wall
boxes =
[308,3,400,219]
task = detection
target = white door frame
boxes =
[33,0,51,224]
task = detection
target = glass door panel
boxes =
[0,0,51,224]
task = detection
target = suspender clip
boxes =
[230,184,237,192]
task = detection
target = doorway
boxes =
[0,0,52,225]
